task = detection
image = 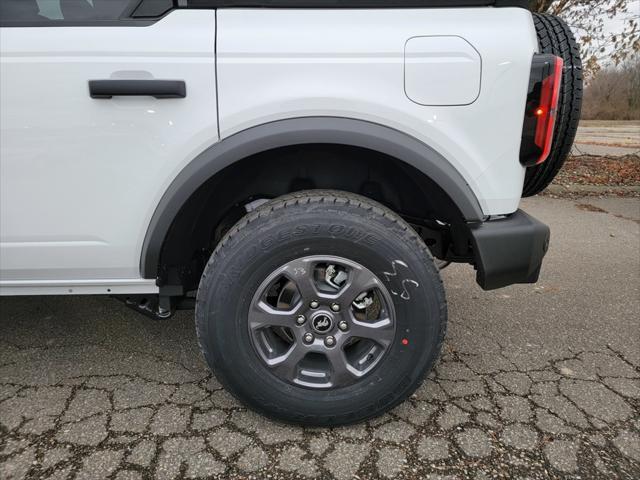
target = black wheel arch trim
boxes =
[140,116,485,279]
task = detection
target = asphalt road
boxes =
[572,120,640,157]
[1,195,639,480]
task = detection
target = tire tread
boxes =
[195,190,447,426]
[523,13,583,197]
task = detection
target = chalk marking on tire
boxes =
[383,260,420,300]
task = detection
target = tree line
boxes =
[582,56,640,120]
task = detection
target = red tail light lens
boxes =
[534,57,563,164]
[520,55,564,167]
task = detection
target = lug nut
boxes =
[303,333,314,344]
[296,315,306,325]
[310,300,319,309]
[338,321,348,331]
[324,336,336,347]
[331,303,341,312]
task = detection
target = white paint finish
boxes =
[0,279,158,296]
[404,36,481,106]
[217,8,537,215]
[0,7,539,293]
[0,10,218,282]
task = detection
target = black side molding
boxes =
[140,116,485,279]
[89,80,186,99]
[469,210,550,290]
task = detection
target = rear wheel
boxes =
[523,13,583,197]
[195,190,447,426]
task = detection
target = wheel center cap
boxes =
[311,313,333,334]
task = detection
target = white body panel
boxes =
[404,36,482,106]
[217,8,537,214]
[0,11,217,291]
[1,8,537,295]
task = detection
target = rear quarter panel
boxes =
[217,8,538,215]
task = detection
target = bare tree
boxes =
[530,0,640,77]
[581,54,640,119]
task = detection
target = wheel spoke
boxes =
[325,347,359,386]
[248,301,298,329]
[282,258,319,299]
[267,343,307,379]
[340,266,380,304]
[348,317,395,347]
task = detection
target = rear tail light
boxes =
[520,55,563,166]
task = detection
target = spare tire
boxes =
[522,13,583,197]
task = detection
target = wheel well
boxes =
[157,144,469,292]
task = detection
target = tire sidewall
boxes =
[197,198,446,424]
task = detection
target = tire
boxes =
[196,190,447,426]
[522,13,583,197]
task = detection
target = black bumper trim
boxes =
[470,210,550,290]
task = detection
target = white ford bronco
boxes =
[0,0,582,425]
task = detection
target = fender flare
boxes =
[140,116,484,279]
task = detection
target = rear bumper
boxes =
[469,210,550,290]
